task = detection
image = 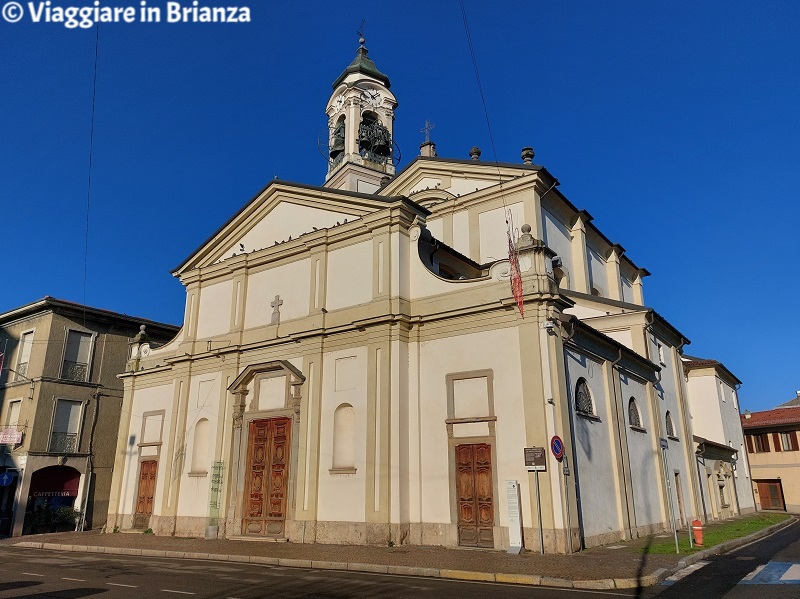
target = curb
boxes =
[11,539,666,590]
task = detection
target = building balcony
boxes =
[49,432,78,454]
[60,361,88,382]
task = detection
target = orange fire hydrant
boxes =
[691,519,704,546]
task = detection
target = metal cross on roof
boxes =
[421,120,436,143]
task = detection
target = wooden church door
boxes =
[134,460,157,529]
[455,443,494,548]
[243,417,291,536]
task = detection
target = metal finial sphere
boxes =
[359,36,365,45]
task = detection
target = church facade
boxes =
[106,41,746,552]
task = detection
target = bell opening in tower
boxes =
[358,112,391,165]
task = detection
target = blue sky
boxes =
[1,1,798,411]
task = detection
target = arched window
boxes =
[628,398,641,428]
[665,411,676,438]
[332,404,355,471]
[575,378,594,416]
[191,418,210,474]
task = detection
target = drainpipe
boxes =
[695,442,708,523]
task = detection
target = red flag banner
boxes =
[507,232,524,317]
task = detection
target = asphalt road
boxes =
[649,519,800,599]
[0,546,640,599]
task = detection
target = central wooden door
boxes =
[456,443,494,548]
[243,417,291,536]
[134,460,157,529]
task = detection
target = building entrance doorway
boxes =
[133,460,157,529]
[756,480,785,510]
[243,417,291,537]
[0,468,19,536]
[455,443,494,548]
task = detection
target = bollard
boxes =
[691,519,703,546]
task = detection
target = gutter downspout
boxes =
[695,442,708,523]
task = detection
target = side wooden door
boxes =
[456,443,494,548]
[243,417,291,536]
[757,481,785,510]
[134,460,157,529]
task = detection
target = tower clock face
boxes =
[360,89,382,107]
[334,93,346,110]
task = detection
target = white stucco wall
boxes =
[686,376,725,442]
[176,373,223,518]
[195,280,233,339]
[602,329,634,350]
[564,348,621,539]
[621,277,634,303]
[587,248,608,296]
[244,259,311,329]
[650,335,695,523]
[222,201,354,256]
[619,372,663,527]
[478,202,524,264]
[121,383,176,516]
[326,241,373,311]
[452,211,470,257]
[316,347,368,522]
[542,209,573,289]
[415,327,527,529]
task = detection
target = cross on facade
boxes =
[270,295,283,324]
[421,119,435,143]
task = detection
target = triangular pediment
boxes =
[383,156,539,199]
[173,181,397,275]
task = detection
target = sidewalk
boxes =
[2,516,794,591]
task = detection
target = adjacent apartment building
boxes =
[0,297,178,536]
[741,394,800,513]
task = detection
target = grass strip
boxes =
[643,513,791,555]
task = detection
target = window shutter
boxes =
[54,400,82,434]
[7,402,21,427]
[65,331,92,364]
[746,435,754,453]
[791,431,799,452]
[773,433,782,452]
[762,434,771,452]
[19,332,34,363]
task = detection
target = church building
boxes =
[106,40,745,552]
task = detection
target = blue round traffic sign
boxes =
[0,471,16,487]
[550,435,564,460]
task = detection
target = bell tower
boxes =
[324,36,397,193]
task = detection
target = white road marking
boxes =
[107,583,138,588]
[742,565,766,581]
[22,573,44,577]
[662,560,710,584]
[62,577,86,581]
[780,564,800,581]
[161,591,196,595]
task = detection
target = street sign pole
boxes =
[523,447,547,554]
[534,469,544,554]
[563,451,573,555]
